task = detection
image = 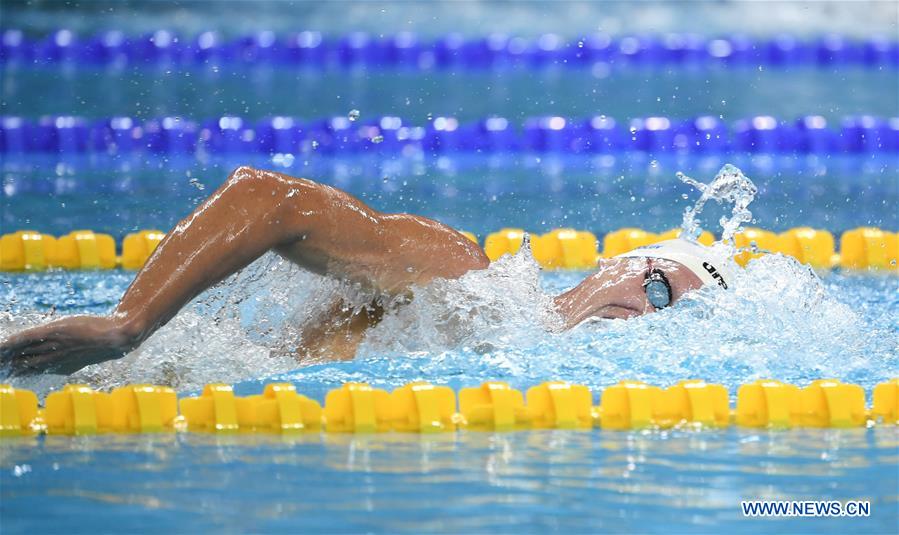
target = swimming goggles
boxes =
[643,269,672,309]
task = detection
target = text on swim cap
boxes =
[702,262,728,289]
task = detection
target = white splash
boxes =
[678,163,758,243]
[359,236,554,356]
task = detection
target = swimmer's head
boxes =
[614,238,733,290]
[557,238,733,324]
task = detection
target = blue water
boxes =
[3,154,897,238]
[3,1,899,533]
[2,429,897,533]
[1,263,898,533]
[5,67,898,121]
[1,251,897,535]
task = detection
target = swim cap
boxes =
[615,239,733,289]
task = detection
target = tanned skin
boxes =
[1,166,702,376]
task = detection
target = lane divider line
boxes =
[1,378,896,437]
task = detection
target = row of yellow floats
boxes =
[2,226,896,272]
[0,229,164,271]
[2,378,897,437]
[479,226,898,270]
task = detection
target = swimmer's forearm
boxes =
[2,165,485,376]
[113,166,362,342]
[1,167,380,376]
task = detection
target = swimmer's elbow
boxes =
[229,165,260,179]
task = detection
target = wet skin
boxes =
[0,166,703,376]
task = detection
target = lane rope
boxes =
[1,378,896,436]
[2,226,896,272]
[3,29,896,70]
[3,114,897,155]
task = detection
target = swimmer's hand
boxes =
[0,316,139,377]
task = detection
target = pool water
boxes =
[3,1,899,532]
[6,67,898,122]
[1,238,898,531]
[2,428,896,533]
[4,154,897,238]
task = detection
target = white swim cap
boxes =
[615,238,733,289]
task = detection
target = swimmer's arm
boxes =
[553,277,607,329]
[553,270,647,328]
[1,166,483,376]
[296,298,384,363]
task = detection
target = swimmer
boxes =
[1,166,731,376]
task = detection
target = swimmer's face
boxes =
[554,256,704,327]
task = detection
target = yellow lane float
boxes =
[1,378,896,437]
[0,226,895,272]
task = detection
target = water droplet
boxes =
[348,109,360,121]
[311,140,319,149]
[371,135,384,144]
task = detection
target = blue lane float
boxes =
[2,29,897,69]
[2,114,897,156]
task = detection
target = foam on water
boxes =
[2,165,896,396]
